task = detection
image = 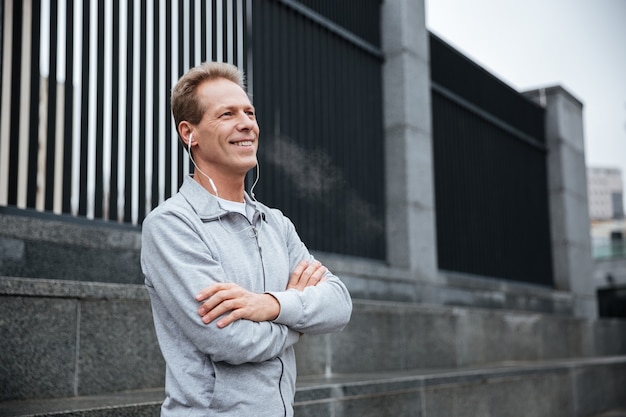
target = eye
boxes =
[220,111,233,118]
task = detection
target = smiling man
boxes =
[140,62,352,417]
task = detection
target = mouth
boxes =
[230,140,254,147]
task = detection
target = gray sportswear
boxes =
[141,176,352,416]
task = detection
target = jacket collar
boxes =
[179,175,266,222]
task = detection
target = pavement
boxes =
[593,410,626,417]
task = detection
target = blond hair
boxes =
[171,62,246,142]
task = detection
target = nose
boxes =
[237,111,257,132]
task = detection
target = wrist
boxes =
[264,293,280,321]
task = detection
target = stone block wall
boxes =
[0,211,142,284]
[0,278,164,402]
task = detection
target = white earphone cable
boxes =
[187,133,262,235]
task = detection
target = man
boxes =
[141,61,352,416]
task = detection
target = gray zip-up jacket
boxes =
[141,176,352,416]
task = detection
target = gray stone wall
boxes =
[525,87,597,318]
[0,212,142,284]
[4,276,624,403]
[381,0,438,282]
[0,278,164,402]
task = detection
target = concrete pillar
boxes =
[381,0,438,281]
[525,86,597,318]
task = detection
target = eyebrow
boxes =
[214,103,255,113]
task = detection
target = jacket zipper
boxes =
[228,211,286,415]
[229,211,267,291]
[277,357,287,417]
[247,213,286,416]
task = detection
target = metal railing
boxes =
[430,34,554,286]
[2,0,558,275]
[1,0,250,225]
[250,0,386,259]
[1,0,386,260]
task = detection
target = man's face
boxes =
[192,78,259,177]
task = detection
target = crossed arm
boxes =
[195,259,327,328]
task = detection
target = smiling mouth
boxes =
[232,140,254,146]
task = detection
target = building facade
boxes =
[588,166,625,221]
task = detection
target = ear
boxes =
[178,121,194,146]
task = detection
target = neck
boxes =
[193,169,246,202]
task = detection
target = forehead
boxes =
[197,78,253,110]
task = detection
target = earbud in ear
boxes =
[188,133,193,153]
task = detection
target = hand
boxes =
[287,260,327,291]
[195,283,280,328]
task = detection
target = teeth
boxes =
[234,141,253,146]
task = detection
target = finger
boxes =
[200,297,239,324]
[289,261,326,291]
[305,264,327,287]
[216,309,244,328]
[197,285,241,316]
[195,282,231,302]
[197,289,227,316]
[198,296,227,322]
[297,263,326,289]
[297,260,322,286]
[302,260,322,279]
[287,260,309,289]
[216,292,278,326]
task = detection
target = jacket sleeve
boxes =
[267,214,352,335]
[141,208,300,365]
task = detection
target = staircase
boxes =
[1,210,626,417]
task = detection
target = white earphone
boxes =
[186,132,219,196]
[184,130,263,235]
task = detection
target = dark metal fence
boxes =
[0,0,250,225]
[250,0,386,259]
[0,0,385,260]
[598,286,626,318]
[430,34,554,286]
[1,1,555,280]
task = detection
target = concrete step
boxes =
[0,210,142,285]
[1,357,625,417]
[296,298,626,376]
[0,277,164,403]
[0,389,163,417]
[591,410,626,417]
[295,356,626,417]
[0,209,582,315]
[2,276,626,404]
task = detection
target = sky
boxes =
[424,0,626,199]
